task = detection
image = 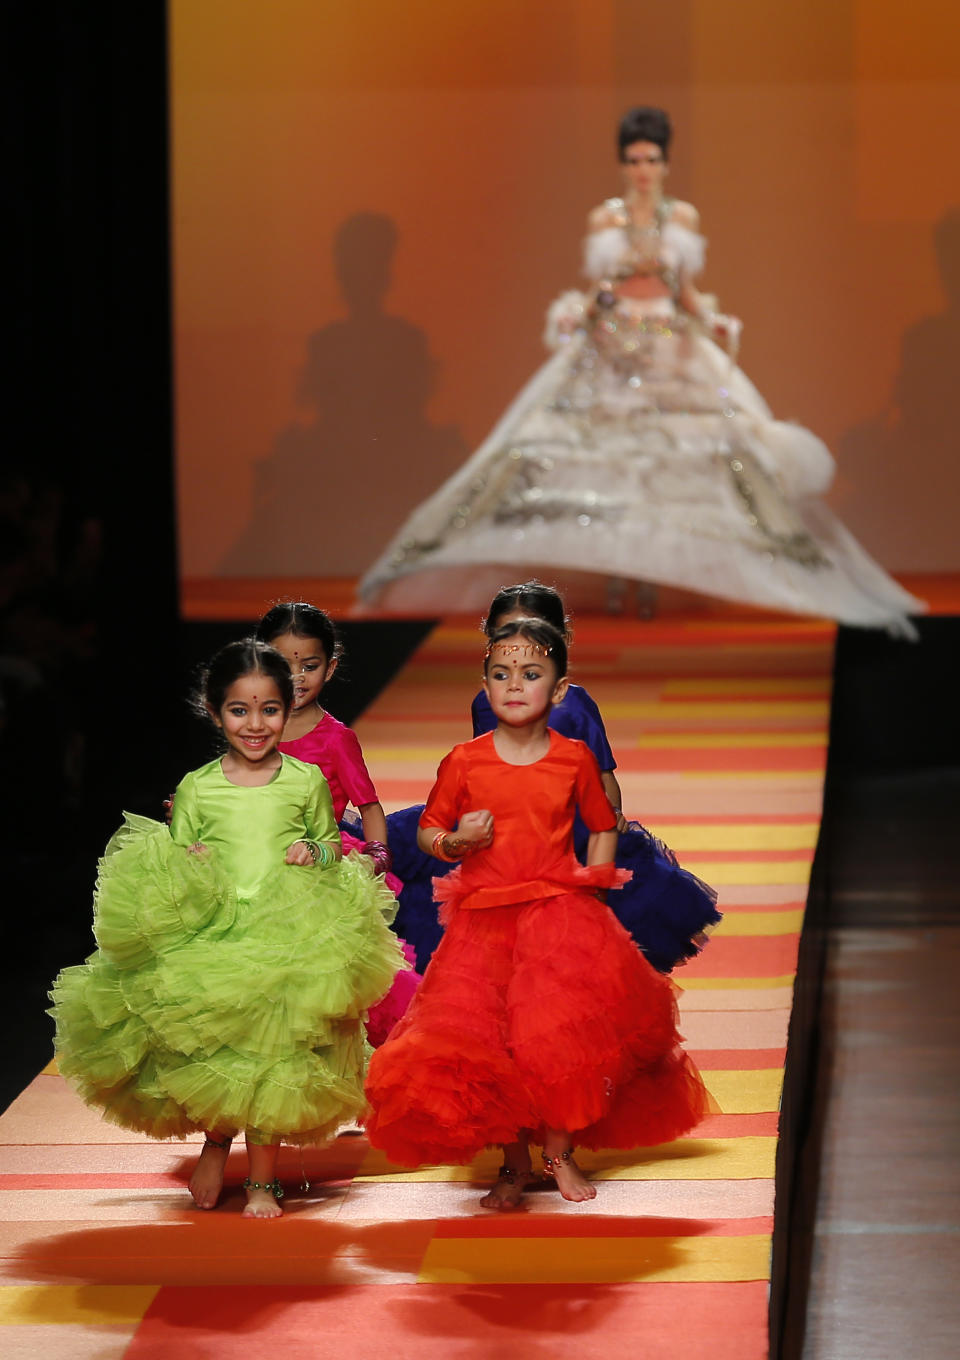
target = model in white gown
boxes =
[360,118,922,636]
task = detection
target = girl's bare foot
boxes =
[542,1147,597,1203]
[242,1178,284,1219]
[480,1166,536,1211]
[189,1136,232,1210]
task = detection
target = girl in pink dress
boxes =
[256,602,420,1044]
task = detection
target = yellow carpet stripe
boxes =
[636,731,826,748]
[653,826,817,851]
[704,1070,784,1113]
[663,677,829,696]
[0,1285,158,1325]
[683,770,826,782]
[708,908,804,935]
[679,974,796,991]
[601,700,829,720]
[681,860,813,885]
[587,1137,777,1180]
[419,1233,771,1285]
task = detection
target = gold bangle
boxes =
[431,830,457,862]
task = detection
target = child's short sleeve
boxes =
[334,724,379,807]
[169,771,202,846]
[303,765,339,844]
[419,749,465,830]
[574,743,618,833]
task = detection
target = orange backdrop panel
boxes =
[171,0,960,593]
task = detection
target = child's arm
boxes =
[332,727,394,871]
[293,767,342,867]
[585,827,618,867]
[357,801,388,845]
[417,747,492,860]
[575,744,619,878]
[600,771,627,833]
[354,800,392,876]
[418,809,494,860]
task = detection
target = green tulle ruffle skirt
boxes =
[50,815,406,1145]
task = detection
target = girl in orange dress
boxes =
[364,617,709,1209]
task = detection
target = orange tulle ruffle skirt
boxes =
[363,887,710,1167]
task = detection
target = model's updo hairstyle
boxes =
[256,601,343,663]
[195,638,294,722]
[483,582,571,642]
[484,618,569,680]
[617,106,672,162]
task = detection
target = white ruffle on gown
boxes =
[359,219,923,636]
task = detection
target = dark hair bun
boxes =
[617,106,672,161]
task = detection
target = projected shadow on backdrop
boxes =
[837,208,960,571]
[222,213,467,577]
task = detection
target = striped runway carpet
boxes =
[0,609,834,1358]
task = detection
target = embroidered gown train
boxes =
[359,198,922,636]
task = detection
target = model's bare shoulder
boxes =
[588,197,626,231]
[669,199,701,231]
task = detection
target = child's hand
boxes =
[285,841,317,867]
[456,809,494,849]
[187,842,207,856]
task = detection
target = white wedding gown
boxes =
[360,202,923,636]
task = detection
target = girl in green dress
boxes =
[50,639,405,1218]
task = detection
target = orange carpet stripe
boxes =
[690,1049,787,1070]
[679,936,800,976]
[430,1215,775,1239]
[0,1173,189,1190]
[616,749,825,772]
[123,1281,771,1360]
[688,1114,779,1138]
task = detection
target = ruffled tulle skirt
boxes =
[364,865,709,1167]
[49,815,408,1144]
[359,297,922,636]
[385,803,720,975]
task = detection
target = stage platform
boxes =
[0,605,841,1357]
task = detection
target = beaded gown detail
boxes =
[50,755,407,1144]
[364,731,710,1167]
[360,199,921,636]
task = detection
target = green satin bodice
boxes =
[169,754,338,898]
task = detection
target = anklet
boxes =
[242,1177,284,1199]
[496,1164,529,1184]
[204,1134,233,1150]
[541,1149,572,1176]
